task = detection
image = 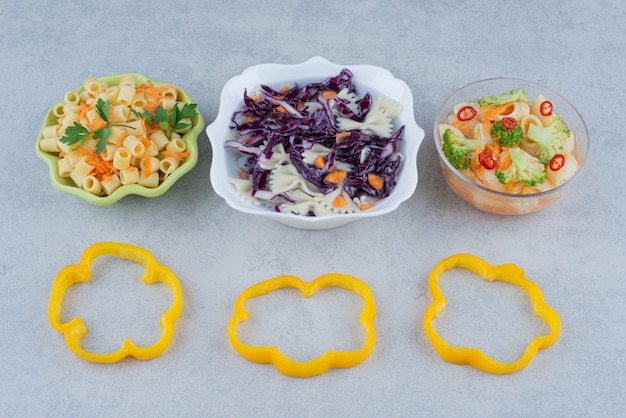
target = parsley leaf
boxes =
[133,102,198,139]
[171,103,198,131]
[95,98,111,123]
[154,106,170,132]
[59,122,91,149]
[59,98,134,154]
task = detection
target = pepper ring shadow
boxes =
[48,242,183,363]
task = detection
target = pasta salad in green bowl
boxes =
[36,73,204,206]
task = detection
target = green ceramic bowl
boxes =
[35,73,204,206]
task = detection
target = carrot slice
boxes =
[314,155,326,169]
[333,195,347,208]
[367,173,384,190]
[325,170,346,184]
[335,131,351,143]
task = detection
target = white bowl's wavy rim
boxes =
[207,56,424,229]
[36,73,205,206]
[433,77,590,200]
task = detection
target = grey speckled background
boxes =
[1,0,625,416]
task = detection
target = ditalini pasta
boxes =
[39,75,198,196]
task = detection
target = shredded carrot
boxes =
[137,81,171,98]
[470,143,483,170]
[280,86,290,94]
[314,155,326,169]
[451,119,475,137]
[276,105,287,113]
[249,95,258,102]
[360,203,375,211]
[146,101,159,113]
[325,170,346,184]
[481,103,515,134]
[367,173,384,190]
[147,125,160,135]
[139,136,151,149]
[81,150,115,181]
[333,195,347,208]
[116,130,129,146]
[88,115,107,131]
[238,170,248,179]
[485,142,501,160]
[77,104,92,120]
[142,158,152,178]
[499,148,512,170]
[335,131,351,143]
[321,91,338,100]
[505,181,516,193]
[162,151,190,161]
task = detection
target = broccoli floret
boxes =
[441,128,484,170]
[526,113,571,164]
[491,119,524,147]
[496,147,546,187]
[477,88,528,106]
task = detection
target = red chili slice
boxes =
[501,117,517,130]
[479,149,497,170]
[457,106,477,121]
[540,100,553,116]
[549,154,565,171]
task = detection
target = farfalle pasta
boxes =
[224,69,406,216]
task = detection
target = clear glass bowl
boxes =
[433,78,589,215]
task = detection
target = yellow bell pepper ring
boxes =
[423,253,561,374]
[227,273,377,378]
[48,242,183,363]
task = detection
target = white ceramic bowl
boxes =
[207,56,424,230]
[434,78,589,215]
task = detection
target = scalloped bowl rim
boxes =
[35,73,205,206]
[207,56,424,230]
[433,77,589,202]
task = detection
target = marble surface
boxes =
[1,0,625,416]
